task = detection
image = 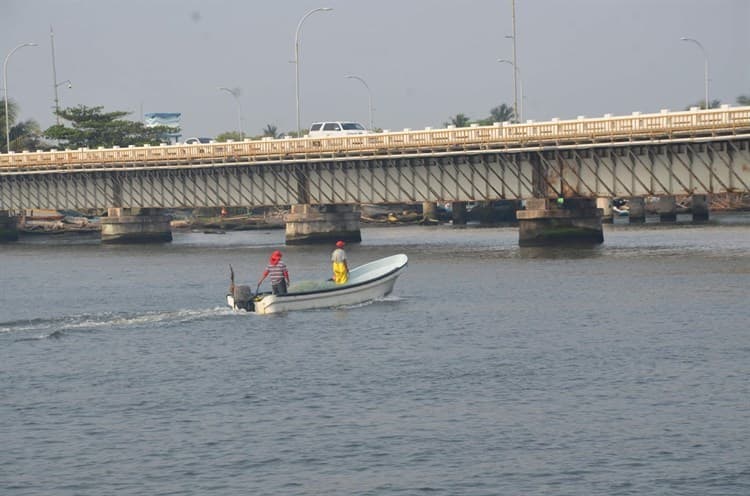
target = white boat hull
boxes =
[227,254,407,314]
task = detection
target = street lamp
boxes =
[53,80,72,122]
[50,26,72,124]
[218,87,243,139]
[294,7,333,137]
[505,0,519,123]
[498,59,523,122]
[4,42,38,153]
[344,74,373,130]
[680,37,710,109]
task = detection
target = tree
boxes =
[489,104,516,123]
[215,131,244,142]
[44,105,178,148]
[1,98,46,152]
[10,119,45,151]
[685,99,721,110]
[262,124,281,138]
[445,113,472,128]
[737,95,750,106]
[476,104,516,125]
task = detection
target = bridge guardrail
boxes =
[2,106,750,172]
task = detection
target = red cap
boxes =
[336,240,345,248]
[270,250,282,263]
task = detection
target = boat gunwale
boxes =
[256,255,408,300]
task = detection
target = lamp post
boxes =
[294,7,332,137]
[54,80,72,122]
[505,0,519,123]
[218,87,243,139]
[50,27,72,124]
[4,42,38,153]
[344,74,373,130]
[680,37,709,109]
[498,59,523,122]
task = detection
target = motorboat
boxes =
[227,254,408,314]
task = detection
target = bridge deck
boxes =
[2,107,750,174]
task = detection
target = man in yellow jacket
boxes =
[331,240,349,284]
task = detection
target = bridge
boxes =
[1,106,749,245]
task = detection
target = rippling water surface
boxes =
[2,215,749,495]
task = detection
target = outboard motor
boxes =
[232,285,254,311]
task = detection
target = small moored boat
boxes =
[227,254,408,314]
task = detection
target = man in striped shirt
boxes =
[257,250,290,295]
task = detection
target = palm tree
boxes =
[476,103,517,125]
[262,124,281,138]
[445,113,472,128]
[1,99,44,151]
[1,98,19,151]
[488,103,516,123]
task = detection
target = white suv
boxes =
[308,121,367,137]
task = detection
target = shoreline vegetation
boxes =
[13,193,750,235]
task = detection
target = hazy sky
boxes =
[2,0,748,139]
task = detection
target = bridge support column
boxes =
[516,198,603,246]
[691,194,709,222]
[285,204,361,245]
[422,202,437,222]
[0,211,19,242]
[451,202,467,225]
[101,208,173,244]
[658,196,677,222]
[628,197,646,223]
[597,197,613,223]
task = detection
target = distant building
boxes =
[144,112,181,143]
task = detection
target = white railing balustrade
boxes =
[1,106,750,171]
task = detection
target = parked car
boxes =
[184,137,213,144]
[308,121,367,137]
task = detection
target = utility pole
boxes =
[510,0,519,123]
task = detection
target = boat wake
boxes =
[1,307,235,340]
[338,294,405,310]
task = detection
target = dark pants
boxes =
[271,279,287,295]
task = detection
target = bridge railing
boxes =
[2,106,750,172]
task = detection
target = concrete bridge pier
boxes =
[658,196,677,222]
[451,202,467,225]
[422,201,437,222]
[516,198,604,246]
[101,208,173,244]
[0,211,19,242]
[628,197,646,223]
[692,194,709,222]
[597,197,613,223]
[285,204,362,245]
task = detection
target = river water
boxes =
[2,214,749,495]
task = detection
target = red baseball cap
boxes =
[336,240,345,248]
[270,250,282,263]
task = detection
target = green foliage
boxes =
[262,124,281,138]
[11,119,46,151]
[215,131,244,142]
[285,129,307,139]
[737,95,750,106]
[0,99,19,134]
[446,104,516,128]
[476,104,516,125]
[684,99,721,110]
[1,98,46,152]
[445,113,472,128]
[44,105,178,148]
